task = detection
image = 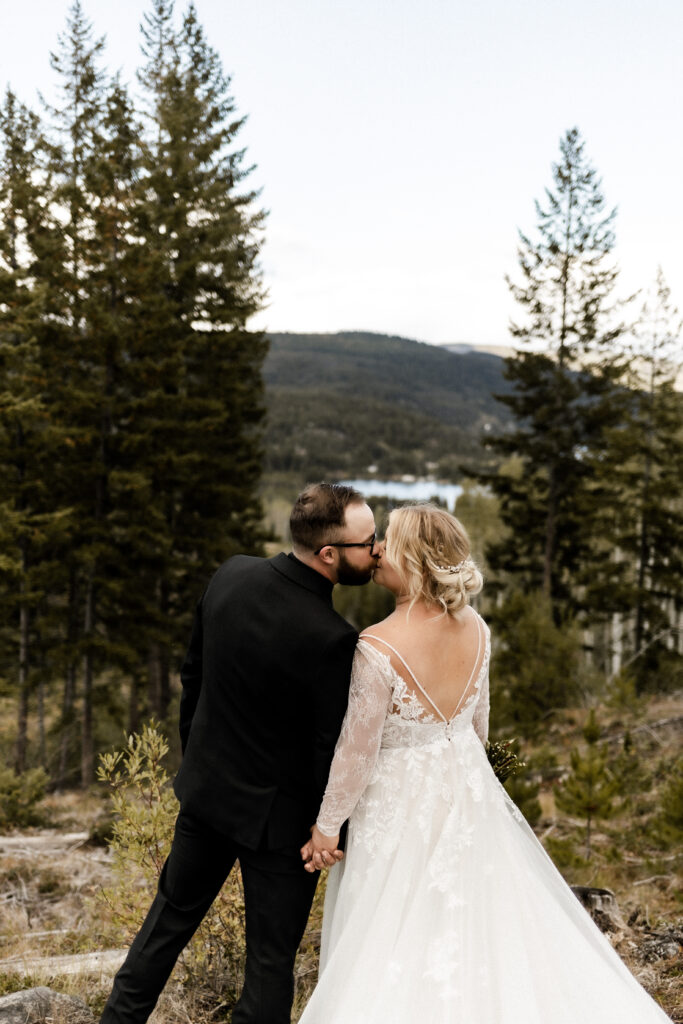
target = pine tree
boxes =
[0,89,43,772]
[484,129,627,620]
[0,89,70,772]
[585,269,683,686]
[623,271,682,680]
[132,0,268,719]
[556,709,619,858]
[0,1,269,780]
[490,590,582,737]
[43,0,112,784]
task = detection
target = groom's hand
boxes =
[300,824,343,873]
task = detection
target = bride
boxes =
[299,503,671,1023]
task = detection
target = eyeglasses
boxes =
[314,533,376,556]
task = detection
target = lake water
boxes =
[340,478,463,506]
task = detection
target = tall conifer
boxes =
[45,1,120,783]
[0,90,69,771]
[134,0,267,718]
[486,129,626,619]
[586,270,683,684]
[0,0,268,777]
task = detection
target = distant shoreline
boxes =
[338,478,464,505]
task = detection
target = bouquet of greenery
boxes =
[486,739,526,784]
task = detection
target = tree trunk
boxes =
[14,587,29,775]
[81,573,95,787]
[147,643,161,720]
[611,611,623,678]
[542,467,558,603]
[36,679,46,769]
[148,577,172,722]
[58,663,76,787]
[14,536,30,774]
[634,412,653,654]
[128,674,141,736]
[58,571,79,788]
[158,577,171,721]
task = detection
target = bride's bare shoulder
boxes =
[359,612,399,645]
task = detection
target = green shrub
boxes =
[555,710,620,859]
[0,973,41,997]
[0,766,47,829]
[97,723,246,1005]
[654,756,683,848]
[610,731,651,797]
[544,835,588,873]
[490,592,583,737]
[605,672,645,716]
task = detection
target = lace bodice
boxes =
[316,613,490,837]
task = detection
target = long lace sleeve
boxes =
[316,642,392,837]
[472,657,490,745]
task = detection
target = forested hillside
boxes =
[263,332,511,478]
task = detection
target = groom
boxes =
[100,482,378,1024]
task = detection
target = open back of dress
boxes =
[361,607,487,726]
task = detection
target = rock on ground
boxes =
[0,987,94,1024]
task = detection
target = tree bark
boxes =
[81,572,95,787]
[635,387,654,654]
[14,535,30,774]
[36,678,46,768]
[58,663,76,787]
[127,673,139,735]
[542,468,558,602]
[14,584,29,775]
[158,577,171,721]
[58,571,79,788]
[147,643,161,720]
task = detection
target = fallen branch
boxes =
[0,948,127,978]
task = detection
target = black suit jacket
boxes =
[173,552,358,851]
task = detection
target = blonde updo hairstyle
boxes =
[384,503,483,618]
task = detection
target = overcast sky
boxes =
[2,0,682,347]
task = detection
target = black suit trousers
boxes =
[100,809,319,1024]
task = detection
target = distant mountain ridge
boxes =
[263,331,512,480]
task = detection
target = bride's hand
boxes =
[300,824,343,873]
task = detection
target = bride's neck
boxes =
[393,596,438,619]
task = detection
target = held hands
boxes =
[300,824,344,873]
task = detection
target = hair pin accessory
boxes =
[437,559,469,573]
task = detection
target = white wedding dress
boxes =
[299,610,672,1023]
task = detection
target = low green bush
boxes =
[97,723,246,1006]
[0,766,47,829]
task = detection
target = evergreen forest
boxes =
[0,0,267,787]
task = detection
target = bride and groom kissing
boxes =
[100,483,672,1024]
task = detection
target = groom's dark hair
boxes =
[290,482,365,553]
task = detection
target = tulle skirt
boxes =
[299,726,671,1023]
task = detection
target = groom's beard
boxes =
[336,551,375,586]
